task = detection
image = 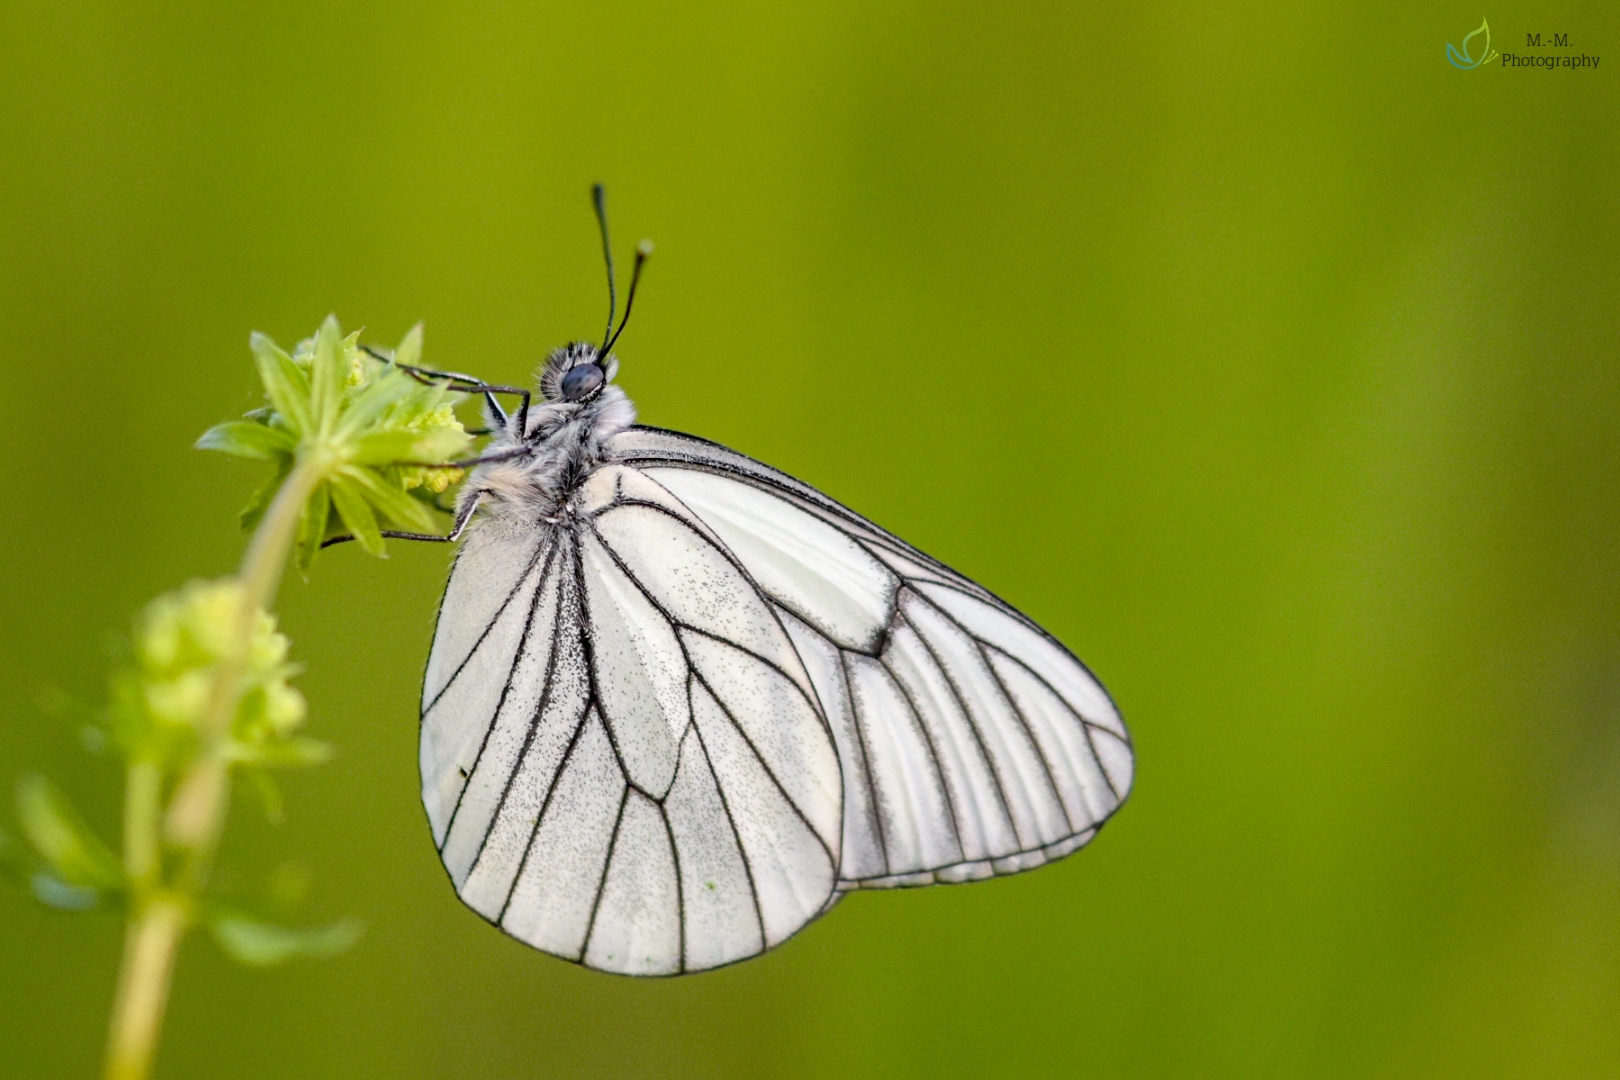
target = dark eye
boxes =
[559,362,604,401]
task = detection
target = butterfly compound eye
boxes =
[560,362,604,402]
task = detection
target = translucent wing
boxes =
[420,472,842,975]
[607,426,1132,891]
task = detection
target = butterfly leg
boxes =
[322,493,484,549]
[399,446,534,470]
[360,344,532,435]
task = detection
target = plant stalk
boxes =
[102,454,325,1080]
[104,896,186,1080]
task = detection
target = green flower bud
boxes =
[126,580,306,754]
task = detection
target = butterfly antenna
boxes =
[602,240,654,357]
[592,184,616,352]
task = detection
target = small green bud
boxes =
[116,580,312,770]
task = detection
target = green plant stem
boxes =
[103,454,325,1080]
[105,896,187,1080]
[236,453,327,632]
[123,763,162,888]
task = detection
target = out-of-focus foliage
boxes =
[5,578,356,947]
[113,579,315,770]
[0,1,1615,1078]
[209,909,364,967]
[13,774,122,909]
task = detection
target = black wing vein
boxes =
[837,646,889,875]
[876,642,965,863]
[425,535,553,715]
[440,538,560,852]
[658,800,687,973]
[586,518,830,735]
[581,786,632,959]
[688,713,766,944]
[691,669,835,865]
[897,602,1030,842]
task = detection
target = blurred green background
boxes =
[2,1,1618,1076]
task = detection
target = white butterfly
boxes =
[366,196,1132,975]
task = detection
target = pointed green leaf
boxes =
[295,484,331,572]
[239,461,293,532]
[251,333,309,424]
[249,332,294,375]
[350,430,425,466]
[394,323,424,370]
[196,420,296,460]
[254,348,313,436]
[334,368,418,440]
[209,911,363,966]
[15,775,122,891]
[232,736,336,769]
[404,424,471,464]
[250,331,285,356]
[342,466,440,532]
[329,477,384,556]
[309,316,348,432]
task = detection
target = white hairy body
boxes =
[458,346,636,523]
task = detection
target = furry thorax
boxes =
[456,342,637,524]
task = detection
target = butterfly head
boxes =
[539,341,616,405]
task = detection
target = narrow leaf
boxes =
[239,461,292,532]
[249,331,293,373]
[0,834,98,911]
[30,871,103,911]
[350,430,425,466]
[15,775,122,890]
[196,420,296,460]
[334,368,418,439]
[343,466,440,532]
[209,911,363,966]
[232,737,336,769]
[329,477,384,556]
[309,316,347,431]
[254,348,313,436]
[394,323,424,370]
[295,484,331,573]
